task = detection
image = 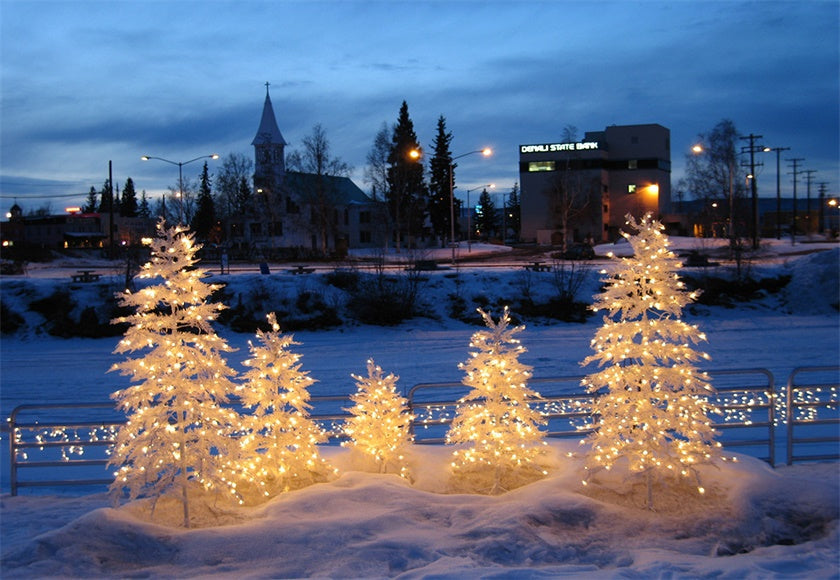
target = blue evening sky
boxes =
[1,0,837,211]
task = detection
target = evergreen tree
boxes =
[120,177,138,217]
[98,178,117,213]
[428,115,456,244]
[225,313,332,504]
[343,359,414,478]
[506,182,521,242]
[447,307,548,494]
[138,190,151,219]
[108,221,240,527]
[191,162,216,240]
[475,189,497,240]
[84,187,98,213]
[236,175,252,215]
[386,101,426,249]
[581,213,721,510]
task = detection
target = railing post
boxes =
[9,407,19,496]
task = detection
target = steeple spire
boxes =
[252,82,287,146]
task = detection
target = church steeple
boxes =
[253,82,287,189]
[252,82,287,147]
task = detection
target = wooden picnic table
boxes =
[288,265,315,275]
[524,261,550,272]
[71,270,100,283]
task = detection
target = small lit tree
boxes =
[343,359,414,479]
[226,313,332,503]
[447,307,548,494]
[109,220,239,527]
[581,213,721,509]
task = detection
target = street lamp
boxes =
[449,149,492,263]
[465,183,494,251]
[692,144,738,249]
[141,154,219,224]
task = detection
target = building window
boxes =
[231,223,243,237]
[359,211,371,224]
[603,204,609,213]
[528,161,556,172]
[628,184,637,194]
[360,230,371,244]
[631,136,639,144]
[628,159,638,170]
[286,197,300,214]
[269,221,283,236]
[250,222,262,236]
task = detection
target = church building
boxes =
[225,86,378,257]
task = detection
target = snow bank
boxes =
[2,444,837,578]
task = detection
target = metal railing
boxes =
[6,367,836,495]
[785,366,840,465]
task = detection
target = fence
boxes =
[6,367,838,495]
[785,366,840,465]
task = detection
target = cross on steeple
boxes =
[265,81,270,95]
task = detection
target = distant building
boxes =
[225,87,379,257]
[519,124,671,244]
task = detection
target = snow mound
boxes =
[2,445,837,578]
[779,248,840,314]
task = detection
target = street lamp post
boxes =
[449,149,492,264]
[141,154,220,224]
[465,183,494,251]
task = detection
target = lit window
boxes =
[628,159,638,170]
[628,184,637,194]
[528,161,556,172]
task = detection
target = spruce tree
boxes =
[581,213,720,509]
[386,101,426,249]
[120,177,138,217]
[447,307,548,494]
[191,162,216,240]
[428,115,455,244]
[475,189,497,240]
[225,313,332,504]
[343,359,414,478]
[506,182,521,241]
[108,221,240,527]
[138,190,151,219]
[84,186,98,213]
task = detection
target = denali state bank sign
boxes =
[520,141,599,153]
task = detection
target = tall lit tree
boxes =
[343,359,414,479]
[225,313,332,504]
[108,221,240,527]
[581,213,721,509]
[447,307,548,494]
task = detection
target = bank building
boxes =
[518,123,671,244]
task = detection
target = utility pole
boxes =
[109,160,115,258]
[787,158,804,245]
[803,169,817,235]
[817,182,828,234]
[740,134,764,249]
[764,146,790,239]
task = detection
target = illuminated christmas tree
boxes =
[581,213,721,509]
[109,220,240,527]
[225,313,332,503]
[447,307,548,494]
[343,359,414,479]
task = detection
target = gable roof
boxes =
[284,171,372,205]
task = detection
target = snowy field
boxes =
[1,239,838,577]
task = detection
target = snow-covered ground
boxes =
[1,238,838,578]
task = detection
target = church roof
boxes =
[284,172,372,205]
[251,87,287,147]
